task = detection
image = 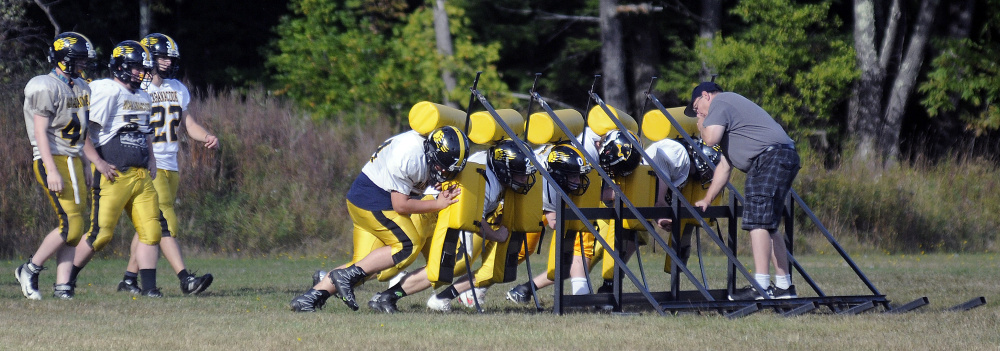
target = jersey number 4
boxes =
[59,110,85,147]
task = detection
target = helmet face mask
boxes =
[140,33,181,79]
[48,32,97,79]
[546,144,592,196]
[488,139,537,195]
[598,130,641,178]
[682,137,721,185]
[424,126,470,184]
[109,40,153,90]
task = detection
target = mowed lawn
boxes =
[2,252,997,350]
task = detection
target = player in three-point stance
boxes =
[290,126,470,312]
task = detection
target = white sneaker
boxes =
[426,294,452,312]
[15,262,43,300]
[388,270,408,288]
[458,287,488,308]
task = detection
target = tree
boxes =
[268,0,509,124]
[850,0,941,164]
[919,0,1000,143]
[693,0,856,137]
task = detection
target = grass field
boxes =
[2,253,997,350]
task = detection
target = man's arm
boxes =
[182,112,218,149]
[390,186,461,215]
[82,136,117,183]
[700,124,725,147]
[33,114,62,192]
[694,154,731,211]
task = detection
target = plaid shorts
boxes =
[742,148,800,231]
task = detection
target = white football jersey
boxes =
[22,73,91,159]
[644,138,691,188]
[361,130,431,196]
[146,78,190,171]
[88,79,153,147]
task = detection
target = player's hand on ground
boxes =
[204,134,219,149]
[46,172,64,193]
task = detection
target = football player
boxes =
[71,40,165,297]
[112,33,217,296]
[15,32,102,300]
[290,126,470,312]
[364,139,537,313]
[505,142,598,302]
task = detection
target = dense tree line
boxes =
[4,0,999,163]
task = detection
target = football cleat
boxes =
[426,294,452,312]
[141,288,163,298]
[290,289,331,312]
[117,278,142,294]
[53,283,75,300]
[328,266,366,311]
[458,287,488,308]
[368,291,401,314]
[505,283,532,305]
[181,273,214,295]
[312,270,327,286]
[15,261,43,300]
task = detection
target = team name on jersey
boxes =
[123,100,151,111]
[148,91,179,104]
[66,94,90,109]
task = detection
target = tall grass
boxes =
[795,148,1000,253]
[2,86,998,258]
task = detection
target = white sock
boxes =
[755,274,771,289]
[570,277,589,295]
[775,275,792,289]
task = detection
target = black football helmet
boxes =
[546,144,592,196]
[140,33,180,78]
[424,126,470,183]
[598,129,642,178]
[48,32,97,79]
[488,139,537,194]
[109,40,153,90]
[682,137,722,184]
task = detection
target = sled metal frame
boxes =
[466,75,907,316]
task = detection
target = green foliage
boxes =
[691,0,856,136]
[268,0,510,124]
[920,37,1000,135]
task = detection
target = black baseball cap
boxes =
[684,81,723,117]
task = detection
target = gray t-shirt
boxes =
[703,92,792,172]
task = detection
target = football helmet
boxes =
[424,126,470,184]
[683,137,721,184]
[139,33,181,78]
[546,144,592,196]
[47,32,97,79]
[488,139,537,194]
[109,40,153,90]
[598,129,642,178]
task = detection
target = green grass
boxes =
[2,253,998,350]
